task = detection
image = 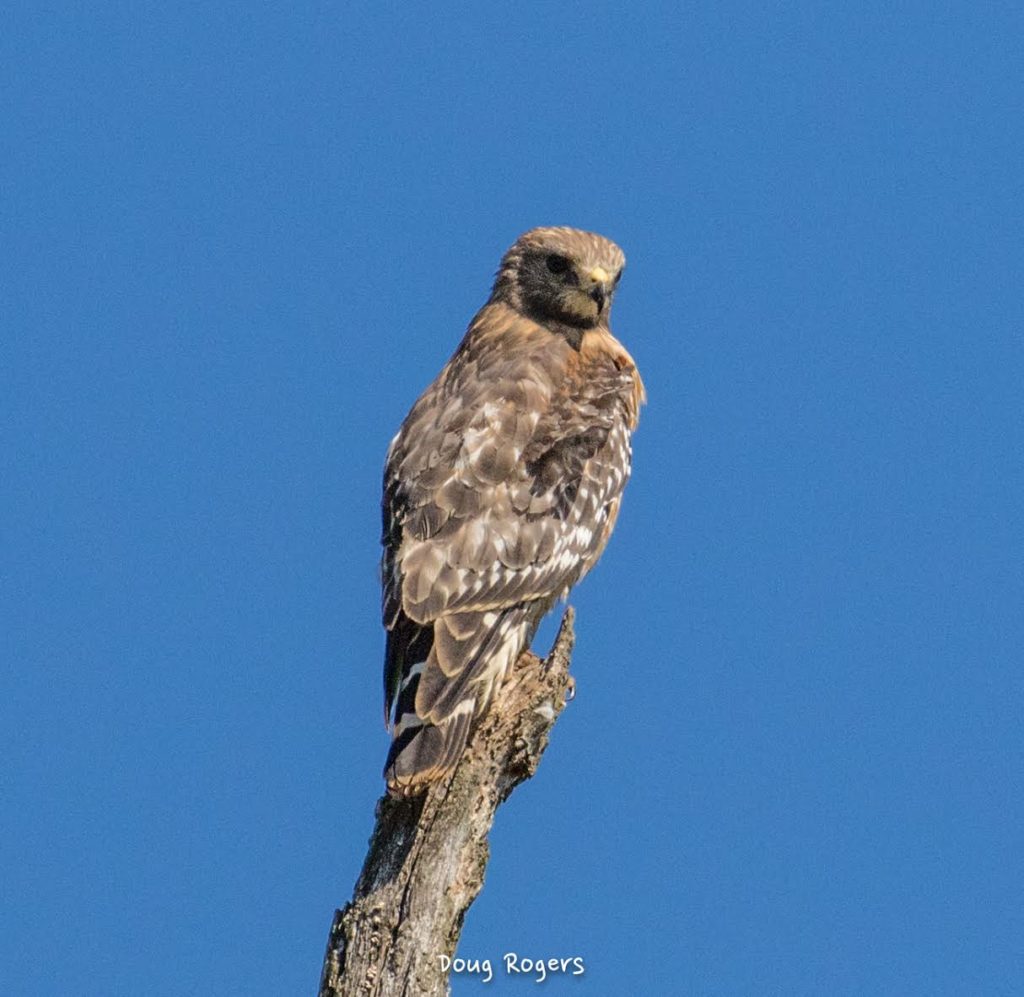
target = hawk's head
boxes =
[490,227,626,331]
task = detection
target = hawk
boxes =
[381,227,645,795]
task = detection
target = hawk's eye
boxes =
[613,268,624,285]
[545,254,570,275]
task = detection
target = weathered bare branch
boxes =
[319,607,576,997]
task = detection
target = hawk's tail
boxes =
[383,703,474,797]
[384,605,530,797]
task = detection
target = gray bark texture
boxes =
[318,608,576,997]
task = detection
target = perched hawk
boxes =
[381,227,645,795]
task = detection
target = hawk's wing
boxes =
[381,326,637,723]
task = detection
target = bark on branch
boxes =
[319,607,576,997]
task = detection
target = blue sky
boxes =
[3,3,1022,994]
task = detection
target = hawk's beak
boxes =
[587,266,610,311]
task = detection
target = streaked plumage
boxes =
[381,227,644,795]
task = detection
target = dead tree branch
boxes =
[319,607,576,997]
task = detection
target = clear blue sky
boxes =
[3,4,1021,995]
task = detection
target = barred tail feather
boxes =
[383,605,531,796]
[383,705,474,797]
